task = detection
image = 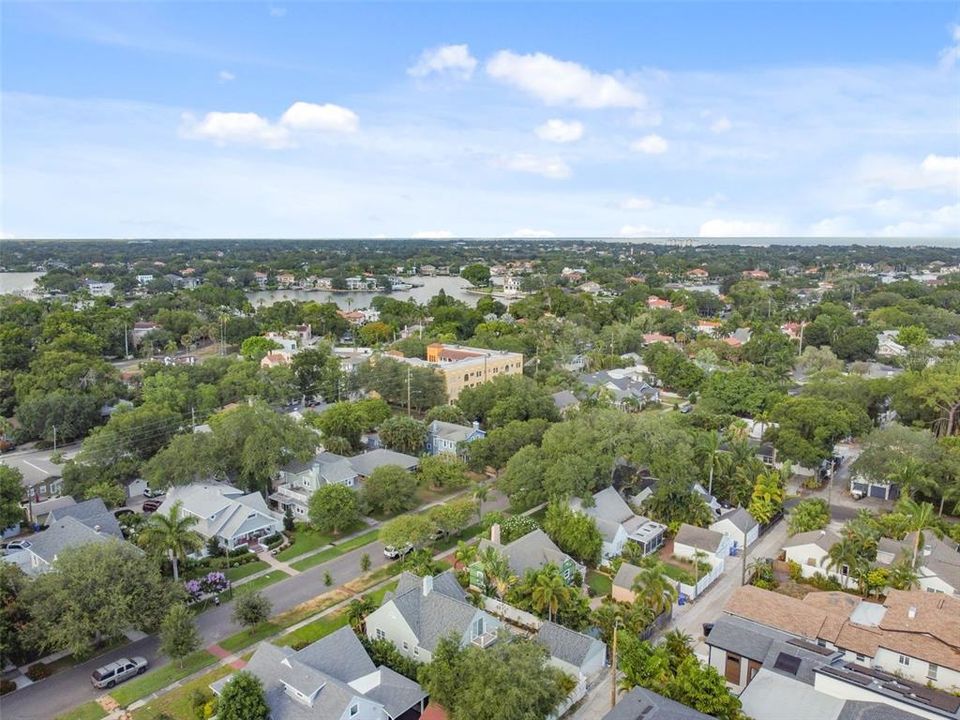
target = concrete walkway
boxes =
[257,549,301,576]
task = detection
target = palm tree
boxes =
[822,536,860,589]
[454,540,477,570]
[892,458,936,501]
[697,431,723,497]
[346,595,376,634]
[473,484,489,524]
[630,562,678,616]
[139,500,203,582]
[531,566,570,623]
[898,498,936,569]
[478,547,513,602]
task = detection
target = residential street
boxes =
[1,488,511,720]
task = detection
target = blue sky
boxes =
[2,2,958,239]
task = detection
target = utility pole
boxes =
[610,619,620,710]
[741,527,748,586]
[406,367,412,416]
[798,321,804,356]
[52,425,57,452]
[123,322,129,358]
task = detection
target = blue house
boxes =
[425,420,485,457]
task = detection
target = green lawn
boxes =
[289,530,379,572]
[586,570,613,597]
[277,580,398,649]
[219,621,283,654]
[275,526,335,561]
[431,521,487,552]
[109,650,218,707]
[54,701,106,720]
[224,560,268,582]
[661,563,695,585]
[130,662,235,720]
[232,570,288,595]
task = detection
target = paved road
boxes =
[1,445,78,493]
[1,539,392,720]
[1,486,512,720]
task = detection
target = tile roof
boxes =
[537,621,603,669]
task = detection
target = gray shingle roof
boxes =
[391,582,479,652]
[477,529,577,577]
[394,570,466,602]
[27,517,123,566]
[603,687,714,719]
[674,523,725,554]
[713,507,758,534]
[537,621,603,669]
[211,629,425,720]
[837,701,923,720]
[784,529,840,552]
[612,562,644,591]
[48,497,122,538]
[551,390,579,410]
[349,449,419,477]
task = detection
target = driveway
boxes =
[0,540,392,720]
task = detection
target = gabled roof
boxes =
[571,486,634,525]
[293,626,375,682]
[551,390,579,410]
[158,483,280,541]
[712,507,758,534]
[478,529,577,577]
[428,420,480,443]
[24,516,120,566]
[674,523,725,554]
[387,573,482,652]
[537,621,603,669]
[349,449,419,477]
[603,687,714,719]
[612,562,644,591]
[783,529,840,552]
[393,570,467,602]
[48,497,122,538]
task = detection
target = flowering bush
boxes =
[184,579,203,601]
[201,571,229,595]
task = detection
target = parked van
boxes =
[91,657,148,689]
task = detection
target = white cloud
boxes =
[878,203,959,237]
[413,229,454,239]
[408,44,477,79]
[279,102,359,133]
[620,224,669,237]
[511,228,556,238]
[218,70,235,83]
[486,50,643,108]
[861,154,959,191]
[939,24,960,69]
[620,196,654,210]
[809,216,865,237]
[710,116,732,133]
[268,6,287,17]
[630,134,669,154]
[535,119,584,143]
[179,111,291,148]
[496,153,572,179]
[699,219,782,237]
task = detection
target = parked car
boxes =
[142,499,162,513]
[1,539,31,554]
[142,486,165,499]
[91,657,148,689]
[430,528,448,541]
[383,543,413,559]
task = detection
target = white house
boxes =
[569,487,666,561]
[877,330,907,358]
[210,626,427,720]
[711,507,760,550]
[875,533,960,596]
[674,523,730,568]
[782,529,854,588]
[366,571,501,662]
[157,483,283,553]
[537,620,606,679]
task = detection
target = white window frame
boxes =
[375,628,385,641]
[898,655,910,666]
[928,663,938,680]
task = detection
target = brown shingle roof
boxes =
[724,586,831,640]
[880,590,960,648]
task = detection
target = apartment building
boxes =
[392,343,523,402]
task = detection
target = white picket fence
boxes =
[551,674,588,719]
[678,557,724,600]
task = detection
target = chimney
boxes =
[472,420,480,431]
[908,606,917,619]
[422,575,433,597]
[490,523,501,546]
[93,525,102,533]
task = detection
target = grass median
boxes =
[130,662,236,720]
[108,650,218,707]
[54,701,107,720]
[289,529,379,572]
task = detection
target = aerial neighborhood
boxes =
[1,239,959,720]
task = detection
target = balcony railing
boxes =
[471,631,498,649]
[275,485,310,503]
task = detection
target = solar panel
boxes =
[773,652,801,675]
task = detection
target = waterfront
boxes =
[0,272,43,297]
[246,274,478,308]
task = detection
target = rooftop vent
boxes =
[908,606,917,619]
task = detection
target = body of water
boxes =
[246,275,479,308]
[0,272,43,297]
